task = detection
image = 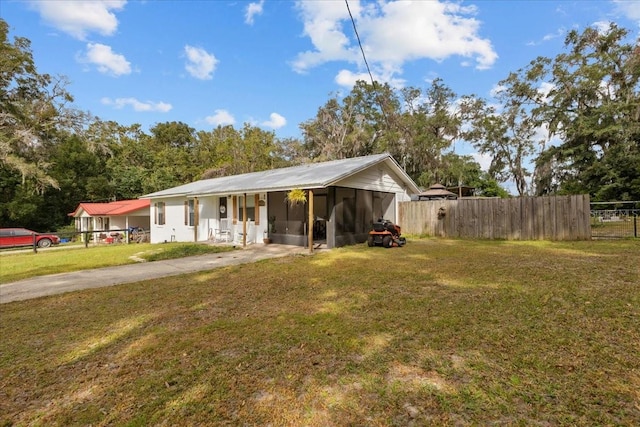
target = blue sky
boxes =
[2,0,639,170]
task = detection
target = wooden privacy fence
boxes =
[398,195,591,240]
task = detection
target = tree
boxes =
[208,124,280,175]
[0,19,88,193]
[148,121,199,186]
[459,86,541,197]
[95,121,155,198]
[42,134,109,228]
[399,79,461,185]
[300,81,399,161]
[528,24,639,199]
[300,79,469,187]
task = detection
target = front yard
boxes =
[1,239,638,425]
[0,243,234,284]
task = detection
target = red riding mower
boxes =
[367,218,407,248]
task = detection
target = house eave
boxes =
[140,153,420,200]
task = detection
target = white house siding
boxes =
[149,194,269,245]
[336,164,406,193]
[198,196,217,241]
[150,197,183,243]
[334,164,413,220]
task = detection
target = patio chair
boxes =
[215,219,232,242]
[235,220,255,245]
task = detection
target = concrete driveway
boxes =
[0,244,310,304]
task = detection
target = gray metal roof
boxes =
[141,153,420,198]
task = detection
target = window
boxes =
[186,199,195,226]
[155,202,165,225]
[239,195,255,222]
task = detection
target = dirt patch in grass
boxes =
[1,239,639,425]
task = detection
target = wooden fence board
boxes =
[399,195,591,241]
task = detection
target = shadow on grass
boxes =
[1,239,639,425]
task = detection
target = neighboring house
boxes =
[141,153,421,249]
[69,199,151,241]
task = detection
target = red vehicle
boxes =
[367,219,407,248]
[0,228,60,248]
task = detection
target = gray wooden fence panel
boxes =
[399,195,591,241]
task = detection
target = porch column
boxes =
[194,197,199,242]
[242,193,247,247]
[308,189,314,254]
[326,187,336,248]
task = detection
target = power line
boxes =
[344,0,376,90]
[344,0,390,130]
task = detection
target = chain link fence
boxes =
[590,201,639,239]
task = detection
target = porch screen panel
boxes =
[288,197,305,235]
[336,187,356,234]
[268,192,288,234]
[373,191,395,222]
[357,189,374,234]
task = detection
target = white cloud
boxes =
[245,0,265,25]
[29,0,126,40]
[536,82,555,103]
[472,152,492,172]
[81,43,131,76]
[593,20,614,34]
[527,27,566,46]
[261,112,287,129]
[291,0,357,72]
[184,45,218,80]
[613,0,640,25]
[205,109,236,126]
[334,69,405,89]
[292,0,497,77]
[101,97,172,112]
[335,69,373,87]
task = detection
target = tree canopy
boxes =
[1,17,638,231]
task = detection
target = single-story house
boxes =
[69,199,151,242]
[141,153,420,249]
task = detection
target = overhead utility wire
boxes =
[344,0,391,131]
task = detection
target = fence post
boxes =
[33,233,37,254]
[84,231,89,248]
[635,215,638,238]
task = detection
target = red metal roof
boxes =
[69,199,150,217]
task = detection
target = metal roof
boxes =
[141,153,420,199]
[69,199,150,217]
[416,183,458,200]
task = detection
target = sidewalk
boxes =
[0,244,311,304]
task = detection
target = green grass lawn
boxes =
[0,243,235,284]
[1,239,639,425]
